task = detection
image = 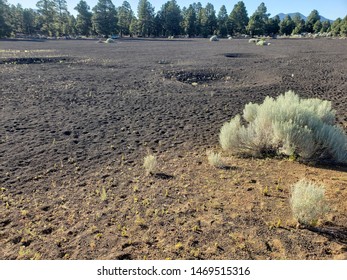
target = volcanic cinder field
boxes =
[0,38,347,260]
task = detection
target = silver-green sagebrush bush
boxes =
[290,179,329,226]
[143,154,157,175]
[206,150,224,168]
[219,90,347,163]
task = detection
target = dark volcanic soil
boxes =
[1,38,347,260]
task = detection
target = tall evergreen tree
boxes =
[340,16,347,37]
[331,18,342,36]
[306,9,320,33]
[23,8,37,35]
[193,2,203,36]
[54,0,68,35]
[202,3,217,37]
[217,5,228,37]
[331,16,347,37]
[64,14,77,35]
[279,15,295,35]
[117,1,134,36]
[182,4,196,37]
[153,13,162,36]
[320,20,331,33]
[228,1,248,35]
[158,0,182,36]
[292,13,305,34]
[129,16,138,35]
[313,20,322,33]
[247,2,269,36]
[36,0,56,36]
[265,15,280,36]
[0,0,11,37]
[92,0,117,36]
[75,0,92,36]
[9,4,24,34]
[137,0,155,37]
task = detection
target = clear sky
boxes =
[6,0,347,20]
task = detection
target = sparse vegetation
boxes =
[219,90,347,163]
[206,150,224,168]
[143,154,157,175]
[262,186,269,196]
[256,40,270,46]
[100,186,107,202]
[1,35,347,262]
[210,35,219,42]
[290,179,329,226]
[105,38,115,43]
[174,242,183,250]
[248,38,259,43]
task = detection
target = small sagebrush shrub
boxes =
[206,150,224,168]
[290,179,329,226]
[256,40,270,46]
[210,35,219,42]
[143,154,157,175]
[219,90,347,163]
[105,38,115,43]
[248,38,259,44]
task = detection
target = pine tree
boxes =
[182,4,196,37]
[265,15,280,36]
[158,0,182,36]
[0,0,11,37]
[313,20,322,33]
[217,5,228,37]
[292,13,305,34]
[75,0,92,36]
[193,2,203,36]
[247,2,269,36]
[54,0,68,36]
[331,18,342,36]
[92,0,117,36]
[196,2,217,37]
[320,20,331,33]
[340,16,347,37]
[9,4,24,34]
[23,8,37,35]
[129,16,138,36]
[137,0,155,37]
[117,1,134,36]
[204,3,217,36]
[65,14,77,36]
[36,0,56,36]
[279,15,295,35]
[306,9,320,33]
[228,1,248,35]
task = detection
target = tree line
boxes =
[1,0,346,38]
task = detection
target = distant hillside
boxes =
[275,12,333,22]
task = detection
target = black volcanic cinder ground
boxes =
[0,38,347,260]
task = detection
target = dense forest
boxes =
[0,0,346,38]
